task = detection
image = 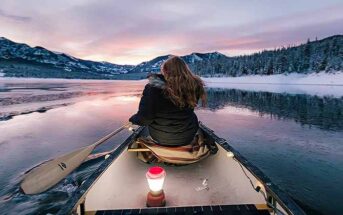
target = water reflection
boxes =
[205,88,343,131]
[0,93,142,214]
[197,90,343,215]
[0,80,144,121]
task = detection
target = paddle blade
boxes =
[21,145,95,195]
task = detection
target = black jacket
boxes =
[129,74,199,146]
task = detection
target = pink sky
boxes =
[1,0,342,65]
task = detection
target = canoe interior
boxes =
[85,142,266,210]
[81,127,278,214]
[59,124,305,215]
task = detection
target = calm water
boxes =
[0,79,342,215]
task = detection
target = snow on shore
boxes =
[0,71,342,97]
[203,71,343,98]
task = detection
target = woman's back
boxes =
[129,56,206,146]
[146,74,199,146]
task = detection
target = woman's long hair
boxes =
[161,56,206,108]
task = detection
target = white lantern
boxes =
[146,166,166,207]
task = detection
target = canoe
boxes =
[57,122,306,215]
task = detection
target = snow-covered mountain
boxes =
[130,52,228,73]
[0,35,341,79]
[0,37,228,78]
[0,37,134,79]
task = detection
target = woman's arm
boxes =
[129,84,158,126]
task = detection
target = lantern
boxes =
[146,166,166,207]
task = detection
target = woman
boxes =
[129,56,206,146]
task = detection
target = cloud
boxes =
[0,9,31,22]
[0,0,342,64]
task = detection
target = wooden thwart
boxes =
[127,148,151,152]
[255,204,273,212]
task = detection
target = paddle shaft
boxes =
[21,122,131,195]
[92,122,131,148]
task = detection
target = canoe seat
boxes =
[89,204,271,215]
[127,129,218,165]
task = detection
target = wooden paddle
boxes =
[20,122,132,195]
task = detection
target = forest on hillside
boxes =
[192,35,343,77]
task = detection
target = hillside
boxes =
[192,35,342,77]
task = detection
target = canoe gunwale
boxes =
[199,122,306,215]
[56,127,144,215]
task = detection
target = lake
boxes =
[0,78,342,215]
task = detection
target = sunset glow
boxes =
[1,0,342,64]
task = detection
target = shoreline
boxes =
[202,71,343,85]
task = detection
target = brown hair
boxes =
[161,56,206,108]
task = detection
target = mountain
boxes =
[0,37,229,79]
[130,52,228,73]
[0,35,342,79]
[0,37,134,79]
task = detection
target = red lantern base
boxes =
[146,190,166,207]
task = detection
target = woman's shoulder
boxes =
[141,73,165,96]
[147,73,166,89]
